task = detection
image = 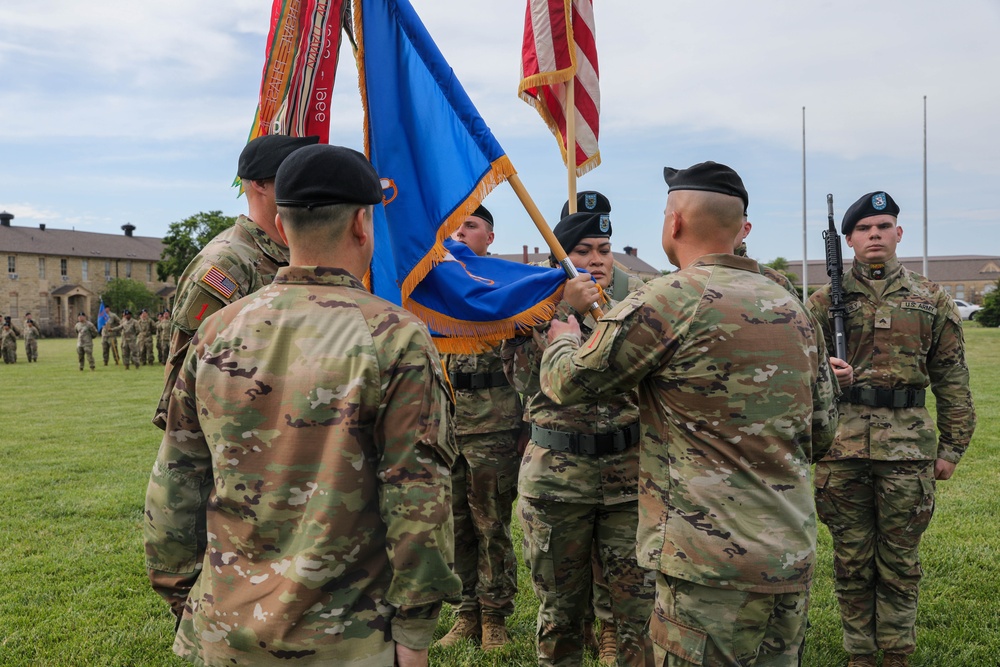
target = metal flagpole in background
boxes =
[923,95,929,278]
[802,106,808,297]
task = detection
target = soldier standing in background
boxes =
[23,318,40,362]
[101,307,122,366]
[436,205,522,652]
[503,196,652,667]
[156,310,171,364]
[119,309,139,369]
[539,162,838,666]
[74,312,99,371]
[1,321,17,364]
[137,309,155,366]
[153,134,319,429]
[807,192,976,667]
[144,144,461,666]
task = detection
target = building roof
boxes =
[494,250,661,277]
[794,255,1000,286]
[0,224,163,262]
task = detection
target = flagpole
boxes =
[566,82,578,213]
[508,173,603,319]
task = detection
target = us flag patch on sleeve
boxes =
[201,266,238,299]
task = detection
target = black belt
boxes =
[841,386,926,409]
[530,422,640,457]
[449,370,509,390]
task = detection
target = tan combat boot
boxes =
[882,654,910,667]
[583,622,599,655]
[481,614,510,651]
[846,655,877,667]
[436,610,480,647]
[597,620,617,666]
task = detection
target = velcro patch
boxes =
[845,301,863,316]
[902,300,936,315]
[201,266,238,299]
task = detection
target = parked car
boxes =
[953,299,982,321]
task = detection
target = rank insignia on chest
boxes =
[201,266,238,299]
[875,315,892,329]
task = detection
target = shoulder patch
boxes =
[201,265,238,299]
[902,300,937,315]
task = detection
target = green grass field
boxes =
[0,329,996,666]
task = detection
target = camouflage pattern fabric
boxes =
[23,322,40,362]
[0,327,16,363]
[649,573,809,666]
[502,272,653,667]
[807,257,975,656]
[137,314,156,365]
[75,319,98,369]
[144,266,461,666]
[119,317,140,368]
[736,242,800,298]
[154,215,289,430]
[157,318,171,364]
[539,253,837,593]
[101,312,121,364]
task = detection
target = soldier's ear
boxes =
[274,214,290,246]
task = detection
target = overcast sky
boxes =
[2,0,998,271]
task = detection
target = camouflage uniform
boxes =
[23,321,40,362]
[120,316,140,368]
[503,272,654,667]
[101,311,122,365]
[807,256,975,656]
[75,319,99,370]
[443,347,521,622]
[156,316,171,364]
[154,215,288,429]
[0,326,16,363]
[144,266,461,667]
[540,254,838,666]
[137,313,156,365]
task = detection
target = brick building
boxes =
[0,211,175,335]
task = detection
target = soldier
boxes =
[156,310,171,364]
[137,309,156,366]
[101,306,122,365]
[0,321,16,364]
[74,312,99,371]
[807,192,976,667]
[23,318,40,362]
[153,134,319,428]
[502,192,653,667]
[144,144,461,667]
[119,309,140,369]
[538,162,839,666]
[436,205,522,652]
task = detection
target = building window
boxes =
[956,284,965,300]
[39,257,45,279]
[105,261,111,279]
[126,260,132,278]
[60,259,68,277]
[7,256,15,273]
[147,263,152,281]
[82,259,89,281]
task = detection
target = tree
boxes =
[767,256,790,272]
[975,279,1000,327]
[765,256,803,297]
[102,278,159,314]
[157,211,237,282]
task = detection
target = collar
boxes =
[238,214,290,264]
[852,255,902,282]
[274,265,367,290]
[691,252,760,273]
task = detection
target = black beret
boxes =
[123,309,132,315]
[275,144,383,209]
[552,210,612,259]
[663,161,748,214]
[78,311,86,317]
[841,191,899,235]
[237,135,320,181]
[471,204,494,227]
[560,191,611,220]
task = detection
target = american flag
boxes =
[519,0,600,176]
[201,266,238,299]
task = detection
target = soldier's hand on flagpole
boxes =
[547,315,582,345]
[564,274,600,315]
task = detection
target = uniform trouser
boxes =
[2,344,15,363]
[519,496,654,667]
[77,343,95,369]
[102,336,118,364]
[158,338,169,364]
[138,336,154,365]
[814,459,935,656]
[649,574,809,666]
[122,339,139,367]
[25,340,37,362]
[451,429,519,618]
